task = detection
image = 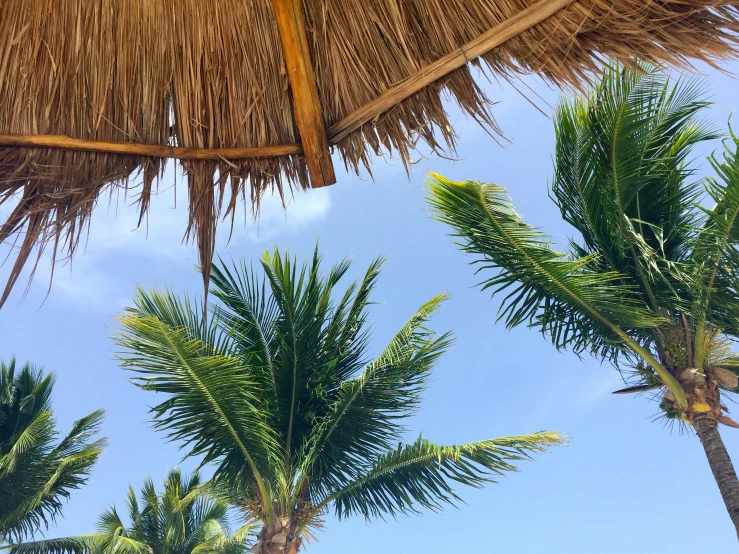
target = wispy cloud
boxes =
[1,164,331,311]
[577,368,624,410]
[80,167,331,261]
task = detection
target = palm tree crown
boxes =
[427,65,739,535]
[0,358,106,544]
[9,468,248,554]
[115,246,564,553]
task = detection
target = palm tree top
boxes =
[426,62,739,536]
[115,245,565,551]
[8,468,249,554]
[427,64,739,389]
[0,358,106,544]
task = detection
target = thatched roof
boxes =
[1,0,738,305]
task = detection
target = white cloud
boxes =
[1,163,331,311]
[577,369,624,409]
[235,186,331,244]
[81,165,331,261]
[39,261,128,312]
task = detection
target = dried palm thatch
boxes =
[0,0,738,305]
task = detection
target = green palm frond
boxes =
[427,176,660,355]
[20,423,107,530]
[691,130,739,365]
[257,246,353,474]
[95,506,127,537]
[427,175,688,405]
[300,294,454,501]
[553,64,714,272]
[10,469,247,554]
[51,411,105,458]
[126,287,234,363]
[315,256,383,384]
[209,259,279,399]
[124,486,140,532]
[427,65,739,411]
[551,63,716,332]
[0,359,106,542]
[5,534,109,554]
[324,432,566,520]
[118,245,565,540]
[116,296,279,514]
[0,412,54,478]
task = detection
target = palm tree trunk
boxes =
[254,525,302,554]
[259,538,301,554]
[693,413,739,538]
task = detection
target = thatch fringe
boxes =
[1,0,738,305]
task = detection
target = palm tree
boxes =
[427,65,739,536]
[0,358,106,545]
[114,247,565,553]
[8,468,249,554]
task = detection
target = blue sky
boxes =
[2,62,739,552]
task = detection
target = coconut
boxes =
[679,368,706,385]
[271,533,287,546]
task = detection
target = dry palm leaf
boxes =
[1,0,738,304]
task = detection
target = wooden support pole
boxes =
[0,133,302,159]
[271,0,336,188]
[327,0,577,144]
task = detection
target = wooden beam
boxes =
[1,0,574,168]
[271,0,335,188]
[0,133,302,159]
[327,0,576,144]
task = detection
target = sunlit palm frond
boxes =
[317,256,383,384]
[21,417,107,533]
[119,246,566,542]
[127,287,234,361]
[0,412,54,478]
[210,259,279,399]
[552,64,715,314]
[23,469,246,554]
[258,246,352,473]
[324,432,566,520]
[116,294,279,507]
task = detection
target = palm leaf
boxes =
[0,379,106,542]
[300,294,453,501]
[317,256,383,384]
[427,176,659,352]
[116,293,278,514]
[427,176,688,405]
[258,246,350,476]
[4,535,109,554]
[322,432,566,520]
[552,64,714,311]
[692,129,739,365]
[118,247,566,539]
[210,259,279,399]
[0,412,54,478]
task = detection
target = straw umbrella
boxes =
[0,0,738,303]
